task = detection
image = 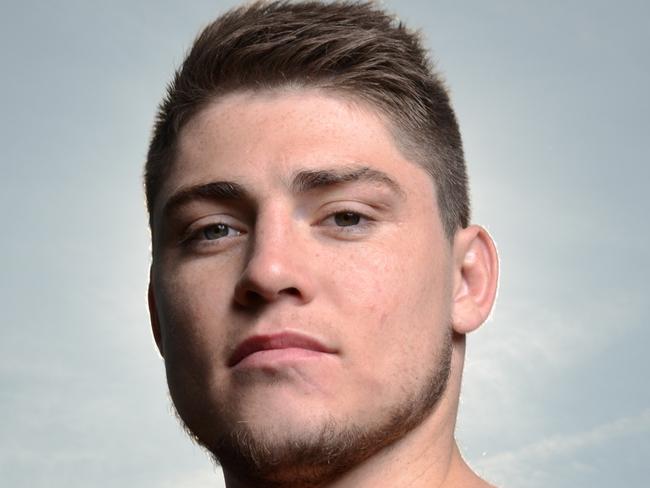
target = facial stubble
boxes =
[171,331,453,488]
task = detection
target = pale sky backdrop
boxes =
[1,1,648,487]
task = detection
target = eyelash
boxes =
[179,222,244,248]
[179,209,375,249]
[320,210,375,234]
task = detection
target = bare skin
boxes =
[149,88,499,488]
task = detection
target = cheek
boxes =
[322,234,450,378]
[326,231,448,323]
[154,260,236,368]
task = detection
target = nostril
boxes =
[236,286,302,308]
[281,287,301,297]
[248,286,300,304]
[244,289,266,306]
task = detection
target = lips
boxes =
[228,331,335,367]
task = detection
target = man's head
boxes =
[146,2,498,487]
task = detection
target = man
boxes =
[145,1,499,487]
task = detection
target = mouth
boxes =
[228,331,336,368]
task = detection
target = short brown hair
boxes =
[145,0,469,238]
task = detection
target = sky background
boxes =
[1,1,648,487]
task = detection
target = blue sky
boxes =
[1,1,648,486]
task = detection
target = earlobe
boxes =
[148,277,164,357]
[451,225,499,334]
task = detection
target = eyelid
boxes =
[316,203,378,237]
[178,215,246,246]
[320,210,372,225]
[316,200,378,220]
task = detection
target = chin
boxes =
[173,380,339,445]
[170,333,453,487]
[206,412,371,488]
[173,389,369,486]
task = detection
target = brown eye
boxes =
[334,212,361,227]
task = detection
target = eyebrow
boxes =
[290,166,405,198]
[162,165,405,219]
[163,181,249,219]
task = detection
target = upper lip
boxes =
[228,331,336,367]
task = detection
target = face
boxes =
[150,89,456,484]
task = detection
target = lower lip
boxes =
[233,347,330,369]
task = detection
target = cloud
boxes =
[456,286,647,463]
[473,408,650,487]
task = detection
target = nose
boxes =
[234,213,315,308]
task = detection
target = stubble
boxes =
[172,330,453,488]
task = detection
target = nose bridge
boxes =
[250,199,297,264]
[234,199,312,306]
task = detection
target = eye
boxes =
[319,209,375,237]
[333,211,362,227]
[180,221,244,248]
[200,223,240,240]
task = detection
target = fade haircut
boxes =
[145,0,470,239]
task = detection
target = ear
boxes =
[148,271,164,357]
[451,225,499,334]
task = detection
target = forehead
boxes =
[155,88,436,214]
